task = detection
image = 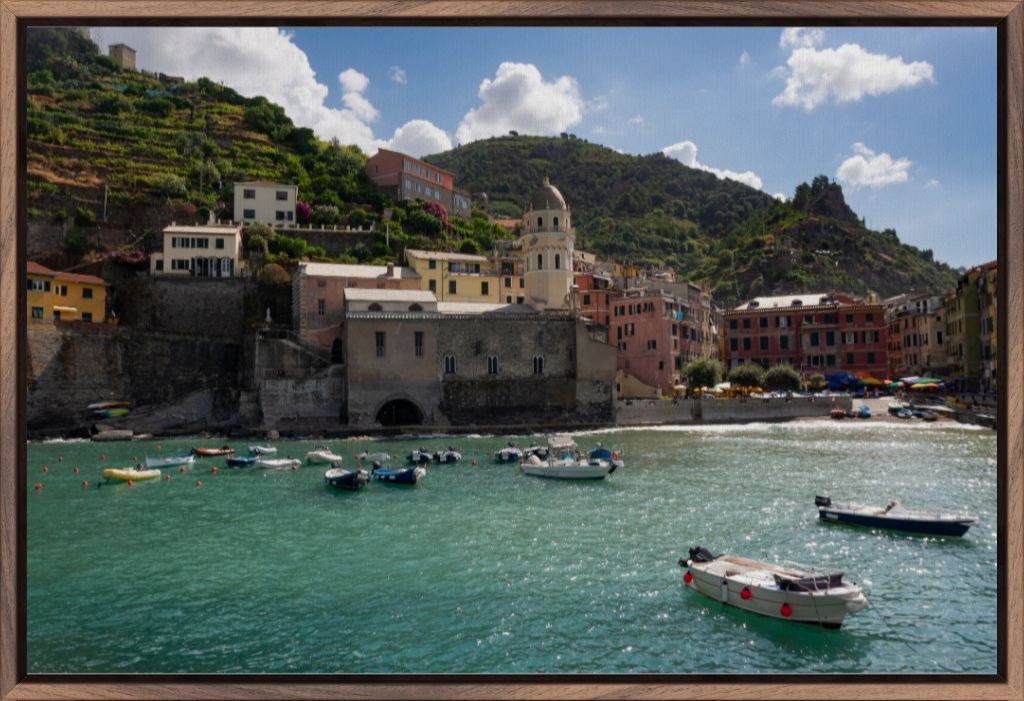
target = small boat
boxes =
[254,457,301,470]
[145,453,195,469]
[407,447,433,464]
[96,407,130,418]
[324,465,370,491]
[855,404,871,419]
[358,450,392,463]
[226,454,258,468]
[192,446,234,457]
[589,442,624,469]
[522,444,550,461]
[102,465,161,482]
[494,442,524,463]
[679,546,868,629]
[830,408,848,419]
[372,463,426,485]
[888,402,909,416]
[248,445,277,456]
[521,435,616,480]
[896,408,914,419]
[433,447,462,464]
[306,447,343,464]
[921,410,938,422]
[815,496,978,536]
[87,400,131,410]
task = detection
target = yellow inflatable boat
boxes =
[102,466,161,482]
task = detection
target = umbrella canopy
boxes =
[914,377,943,385]
[900,376,922,385]
[911,382,940,390]
[860,377,884,386]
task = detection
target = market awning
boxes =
[53,306,78,312]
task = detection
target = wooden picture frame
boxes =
[1,2,1020,699]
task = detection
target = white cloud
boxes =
[88,27,448,157]
[628,115,644,126]
[773,43,935,110]
[388,65,407,85]
[378,119,452,158]
[772,192,787,201]
[780,27,825,49]
[662,140,764,191]
[456,62,583,144]
[925,179,942,190]
[836,142,912,188]
[338,68,379,123]
[591,125,610,136]
[739,50,751,67]
[587,94,610,113]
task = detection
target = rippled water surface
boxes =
[27,421,997,674]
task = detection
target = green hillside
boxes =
[426,136,958,304]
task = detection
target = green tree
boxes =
[311,205,341,226]
[764,365,802,391]
[682,357,722,394]
[93,93,132,114]
[728,363,766,388]
[808,374,827,391]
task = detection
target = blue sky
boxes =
[89,26,996,268]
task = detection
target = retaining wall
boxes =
[615,396,854,426]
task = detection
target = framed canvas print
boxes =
[0,2,1020,700]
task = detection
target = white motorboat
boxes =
[494,442,524,463]
[520,435,616,480]
[324,466,369,490]
[306,447,343,464]
[433,447,462,464]
[144,453,195,469]
[255,457,301,470]
[358,450,392,463]
[249,445,277,455]
[679,547,868,629]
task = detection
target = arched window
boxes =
[487,355,499,375]
[368,303,383,311]
[537,253,543,270]
[408,303,423,312]
[555,254,561,270]
[553,216,559,229]
[537,216,543,229]
[444,355,456,374]
[533,355,544,375]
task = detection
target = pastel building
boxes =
[365,149,471,217]
[518,176,575,312]
[724,293,888,379]
[944,265,986,390]
[404,249,500,303]
[234,181,298,225]
[27,262,107,324]
[884,293,946,378]
[610,290,685,396]
[150,223,243,278]
[977,263,997,391]
[292,261,421,353]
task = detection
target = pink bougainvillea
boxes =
[296,201,312,224]
[423,200,448,226]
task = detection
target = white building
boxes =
[234,181,298,225]
[150,223,243,278]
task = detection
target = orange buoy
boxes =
[42,466,48,473]
[127,479,134,487]
[471,459,478,466]
[210,466,218,475]
[73,466,80,474]
[164,474,170,481]
[81,480,89,488]
[179,466,187,473]
[195,480,203,487]
[34,483,43,491]
[99,454,107,461]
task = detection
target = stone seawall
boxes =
[27,324,242,437]
[615,396,854,426]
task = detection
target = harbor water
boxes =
[26,421,997,674]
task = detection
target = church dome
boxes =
[529,176,567,211]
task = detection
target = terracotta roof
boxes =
[55,271,107,286]
[405,248,489,263]
[27,261,58,277]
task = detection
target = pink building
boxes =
[609,291,685,395]
[575,272,617,328]
[293,262,421,354]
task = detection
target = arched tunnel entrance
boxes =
[376,399,424,426]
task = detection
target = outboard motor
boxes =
[688,546,717,563]
[815,495,832,507]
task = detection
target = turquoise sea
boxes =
[26,420,997,674]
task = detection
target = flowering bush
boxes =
[296,200,311,224]
[423,200,448,226]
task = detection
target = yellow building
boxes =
[404,249,500,303]
[27,262,107,325]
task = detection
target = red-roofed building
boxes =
[366,148,471,217]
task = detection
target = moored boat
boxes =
[87,400,131,410]
[855,404,871,419]
[815,495,978,536]
[407,447,433,464]
[494,442,523,463]
[226,454,258,467]
[372,463,426,485]
[306,447,343,464]
[254,457,301,470]
[192,446,234,457]
[433,447,462,464]
[830,408,848,419]
[324,465,370,490]
[521,435,616,480]
[96,408,131,419]
[588,442,624,469]
[678,546,868,629]
[249,445,277,456]
[102,465,161,482]
[358,450,392,463]
[145,453,195,469]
